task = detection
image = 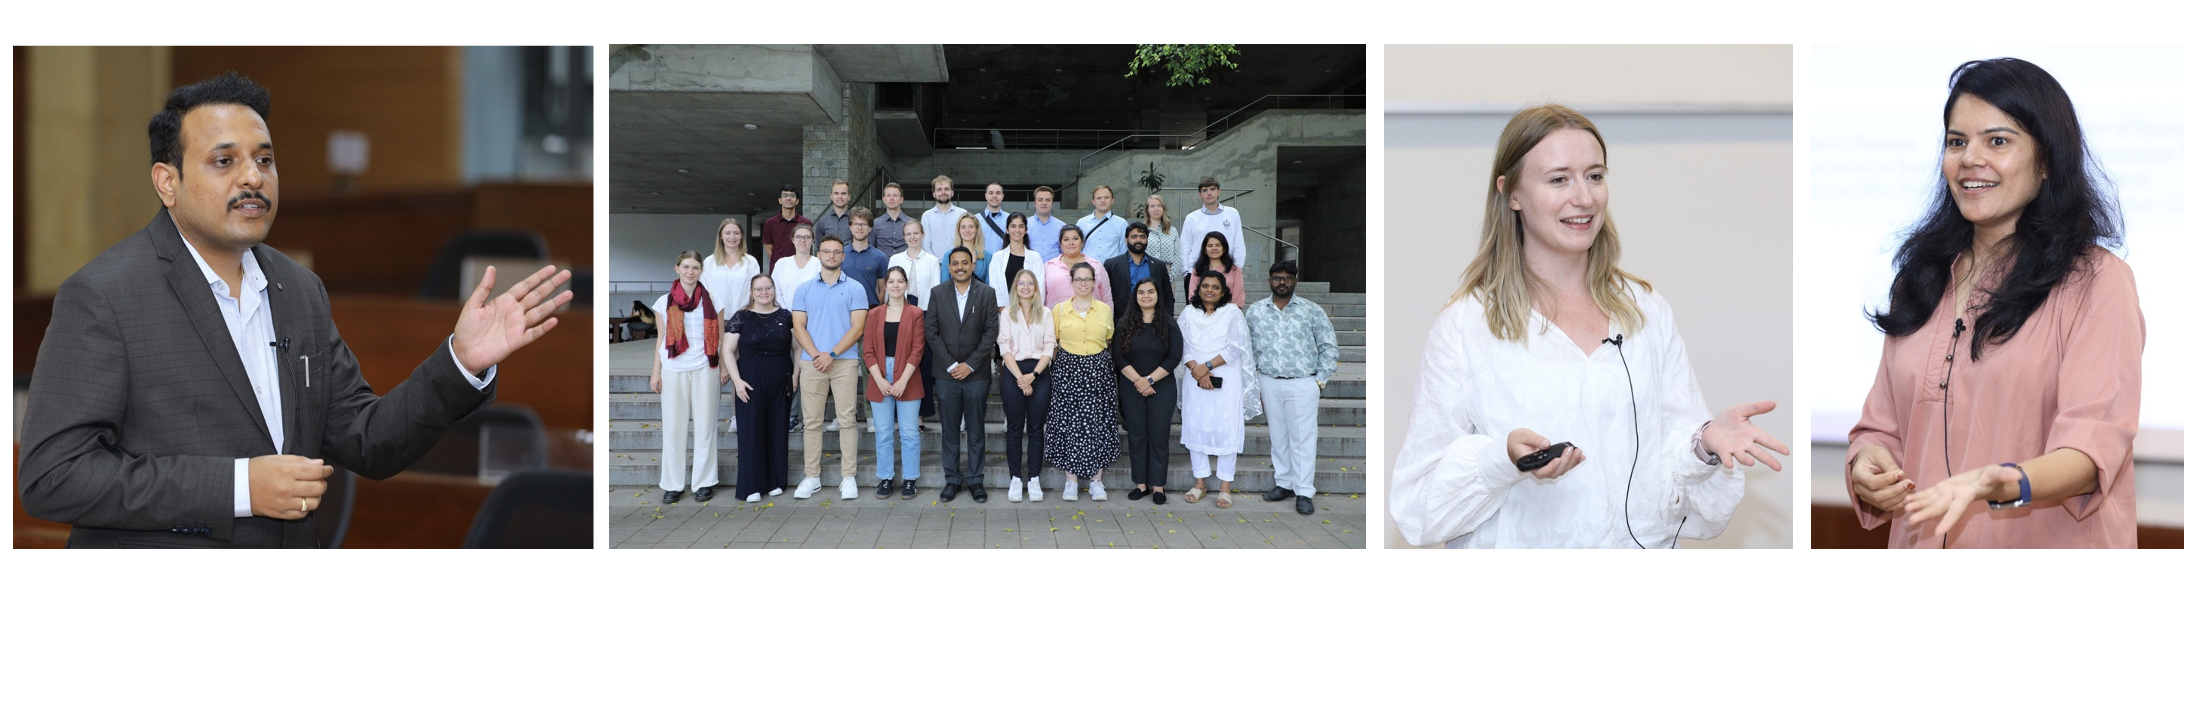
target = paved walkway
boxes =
[610,486,1367,549]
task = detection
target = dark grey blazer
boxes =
[17,210,496,548]
[921,280,998,380]
[1104,253,1174,314]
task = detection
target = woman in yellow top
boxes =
[1045,261,1121,501]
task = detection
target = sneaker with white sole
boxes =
[793,477,822,499]
[745,493,762,503]
[1061,478,1078,501]
[768,487,784,497]
[1025,478,1044,502]
[1007,477,1024,502]
[839,477,859,500]
[1090,480,1107,501]
[866,421,876,433]
[727,420,737,433]
[825,420,840,432]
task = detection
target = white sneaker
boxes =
[1007,477,1024,502]
[1091,480,1107,501]
[745,493,762,503]
[825,420,840,432]
[1061,478,1078,501]
[793,477,822,499]
[727,419,737,433]
[768,487,784,496]
[866,421,876,433]
[838,477,859,500]
[1025,478,1044,502]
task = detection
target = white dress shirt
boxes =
[1389,284,1741,548]
[183,237,491,518]
[920,205,969,261]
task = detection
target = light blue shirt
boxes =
[977,208,1011,255]
[183,236,493,517]
[1077,212,1126,262]
[792,271,869,360]
[1029,214,1066,261]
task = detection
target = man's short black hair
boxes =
[1269,260,1299,277]
[948,246,975,262]
[779,184,800,197]
[149,72,272,171]
[1126,221,1150,238]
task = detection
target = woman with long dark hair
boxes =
[1114,278,1182,504]
[860,267,927,499]
[1188,231,1245,308]
[1847,58,2142,548]
[1176,269,1256,508]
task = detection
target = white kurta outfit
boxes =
[653,293,720,491]
[1175,304,1256,460]
[770,255,822,310]
[702,252,762,314]
[1390,284,1742,548]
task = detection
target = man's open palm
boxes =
[453,264,573,373]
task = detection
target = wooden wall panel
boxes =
[473,182,595,268]
[329,295,592,432]
[170,47,463,194]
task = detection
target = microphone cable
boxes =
[1608,334,1686,549]
[1939,317,1965,549]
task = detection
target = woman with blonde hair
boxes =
[702,218,762,314]
[1389,104,1788,548]
[939,213,995,286]
[1143,193,1181,274]
[724,274,794,502]
[996,268,1055,501]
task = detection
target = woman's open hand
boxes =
[1703,401,1791,471]
[1904,464,2019,537]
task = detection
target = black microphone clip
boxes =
[1602,333,1624,347]
[270,337,291,352]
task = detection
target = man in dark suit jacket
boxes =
[16,72,572,549]
[922,246,999,503]
[1105,221,1175,314]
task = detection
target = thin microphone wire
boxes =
[1612,334,1686,550]
[1940,317,1964,549]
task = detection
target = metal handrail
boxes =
[1080,95,1365,166]
[1244,226,1297,261]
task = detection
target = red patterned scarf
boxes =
[663,281,721,367]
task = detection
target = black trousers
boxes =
[999,359,1051,479]
[734,354,792,499]
[1118,377,1177,489]
[936,374,990,485]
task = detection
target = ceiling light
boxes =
[743,123,758,130]
[677,168,689,173]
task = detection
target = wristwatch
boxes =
[1986,462,2031,510]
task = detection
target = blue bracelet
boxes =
[1986,462,2032,510]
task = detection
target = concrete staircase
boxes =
[609,282,1367,494]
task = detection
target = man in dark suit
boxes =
[1105,222,1175,315]
[17,72,572,549]
[922,247,999,503]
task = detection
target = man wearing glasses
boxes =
[790,236,871,500]
[1245,261,1339,516]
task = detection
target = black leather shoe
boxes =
[1296,496,1315,515]
[901,481,918,499]
[971,483,989,503]
[876,480,894,499]
[693,486,715,503]
[1263,486,1292,502]
[1152,489,1167,505]
[940,483,963,503]
[662,489,681,504]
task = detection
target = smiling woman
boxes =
[1388,104,1791,549]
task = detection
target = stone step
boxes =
[612,450,1370,493]
[610,393,1368,427]
[609,362,1369,398]
[609,420,1368,458]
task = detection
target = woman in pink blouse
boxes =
[1044,225,1111,309]
[1847,58,2143,548]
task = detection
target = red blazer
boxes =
[860,303,927,402]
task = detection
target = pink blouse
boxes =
[997,305,1057,362]
[1044,256,1112,309]
[1847,247,2143,548]
[1185,263,1247,309]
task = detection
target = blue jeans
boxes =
[870,357,923,480]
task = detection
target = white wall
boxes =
[1383,45,1795,549]
[609,212,750,294]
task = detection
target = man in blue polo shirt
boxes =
[791,236,871,501]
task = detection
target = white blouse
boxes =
[1389,284,1741,548]
[887,250,943,310]
[702,252,761,314]
[770,255,822,310]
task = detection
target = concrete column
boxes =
[25,46,171,293]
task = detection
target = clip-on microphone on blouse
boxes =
[1605,333,1685,549]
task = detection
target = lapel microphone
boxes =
[270,337,290,352]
